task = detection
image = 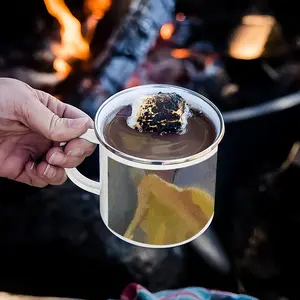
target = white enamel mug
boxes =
[63,84,225,248]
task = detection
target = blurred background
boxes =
[1,0,300,299]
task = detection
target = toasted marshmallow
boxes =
[127,92,191,134]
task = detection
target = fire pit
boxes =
[1,1,300,299]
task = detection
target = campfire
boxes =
[0,0,117,91]
[0,0,300,116]
[1,1,300,300]
[43,0,111,80]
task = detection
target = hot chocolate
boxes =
[103,93,216,160]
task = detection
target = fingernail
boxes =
[49,151,65,164]
[43,164,56,179]
[30,162,35,170]
[67,148,84,157]
[68,117,89,129]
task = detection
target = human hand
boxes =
[0,78,96,187]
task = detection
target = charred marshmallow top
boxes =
[127,92,191,134]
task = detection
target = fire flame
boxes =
[44,0,111,79]
[85,0,111,19]
[84,0,112,43]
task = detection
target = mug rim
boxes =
[94,84,225,166]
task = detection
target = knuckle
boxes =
[48,115,64,141]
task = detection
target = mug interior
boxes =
[95,84,224,165]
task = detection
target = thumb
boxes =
[42,113,91,142]
[25,93,91,142]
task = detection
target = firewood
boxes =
[75,0,176,115]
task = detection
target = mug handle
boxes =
[60,128,101,195]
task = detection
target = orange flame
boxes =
[160,23,175,40]
[44,0,111,79]
[84,0,112,43]
[53,58,72,79]
[85,0,111,19]
[44,0,89,78]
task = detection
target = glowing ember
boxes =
[176,13,186,22]
[171,48,191,59]
[160,23,175,40]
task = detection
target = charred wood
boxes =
[61,0,176,116]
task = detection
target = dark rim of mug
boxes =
[94,84,225,166]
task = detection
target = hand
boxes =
[0,78,96,187]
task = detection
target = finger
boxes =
[46,146,86,168]
[35,89,92,120]
[46,139,96,168]
[24,89,93,142]
[64,138,96,157]
[36,161,67,185]
[15,161,49,188]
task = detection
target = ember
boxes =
[171,48,191,59]
[160,23,175,40]
[122,11,300,114]
[176,12,186,22]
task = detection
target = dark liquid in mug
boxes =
[103,105,216,160]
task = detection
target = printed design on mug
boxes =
[123,171,214,246]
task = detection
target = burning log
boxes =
[72,0,176,116]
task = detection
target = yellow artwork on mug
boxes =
[124,174,214,245]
